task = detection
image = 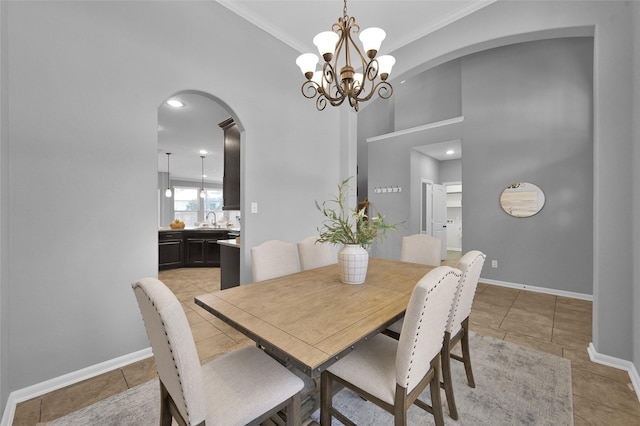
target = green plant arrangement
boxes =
[315,177,398,247]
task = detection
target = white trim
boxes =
[480,277,593,301]
[1,347,152,426]
[366,116,464,143]
[216,1,497,55]
[384,1,498,53]
[587,343,640,402]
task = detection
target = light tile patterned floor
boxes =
[12,259,640,425]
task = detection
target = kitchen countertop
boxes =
[217,239,240,248]
[159,227,240,232]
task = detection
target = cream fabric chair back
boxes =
[400,233,442,266]
[251,240,301,282]
[132,278,207,425]
[447,250,486,334]
[396,266,460,393]
[297,236,336,270]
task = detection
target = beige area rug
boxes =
[40,332,573,425]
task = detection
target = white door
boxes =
[432,184,448,260]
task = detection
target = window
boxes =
[174,187,198,227]
[204,189,223,212]
[203,189,223,224]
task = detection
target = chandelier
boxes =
[295,0,395,112]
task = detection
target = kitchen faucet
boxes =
[206,211,217,227]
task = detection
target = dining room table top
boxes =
[195,257,435,377]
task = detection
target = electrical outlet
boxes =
[251,202,258,214]
[491,260,498,268]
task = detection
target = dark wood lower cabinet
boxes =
[184,231,228,267]
[159,231,185,270]
[160,230,229,269]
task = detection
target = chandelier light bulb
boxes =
[376,55,396,80]
[165,188,172,198]
[353,72,363,88]
[359,27,386,58]
[200,189,206,198]
[313,31,340,62]
[296,53,319,80]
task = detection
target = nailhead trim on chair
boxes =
[140,290,194,424]
[447,253,485,333]
[405,269,459,386]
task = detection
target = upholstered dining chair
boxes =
[251,240,301,282]
[297,236,336,271]
[320,266,461,426]
[385,233,443,338]
[441,250,486,420]
[400,233,442,266]
[132,277,304,426]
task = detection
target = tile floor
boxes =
[12,256,640,425]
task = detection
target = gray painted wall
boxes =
[461,37,593,295]
[357,97,393,203]
[367,37,594,298]
[440,159,462,184]
[0,0,7,409]
[1,0,343,403]
[633,2,640,382]
[394,59,462,131]
[382,0,637,367]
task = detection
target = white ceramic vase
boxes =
[338,244,369,284]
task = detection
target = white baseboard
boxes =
[480,277,593,301]
[1,347,152,426]
[588,343,640,401]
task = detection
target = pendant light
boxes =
[164,152,172,198]
[200,155,206,199]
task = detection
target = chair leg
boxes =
[430,355,445,426]
[320,371,332,426]
[285,392,302,426]
[393,384,408,426]
[159,381,172,426]
[441,332,459,420]
[460,317,475,388]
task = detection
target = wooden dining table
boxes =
[194,257,435,379]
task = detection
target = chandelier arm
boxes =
[301,80,320,99]
[355,80,393,103]
[316,96,327,111]
[364,58,380,81]
[328,96,346,107]
[321,62,348,103]
[323,61,336,87]
[351,57,380,99]
[344,21,368,70]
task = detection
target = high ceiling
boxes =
[158,1,493,181]
[158,92,231,183]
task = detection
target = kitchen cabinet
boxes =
[159,231,184,270]
[218,239,240,289]
[184,230,229,267]
[219,118,240,211]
